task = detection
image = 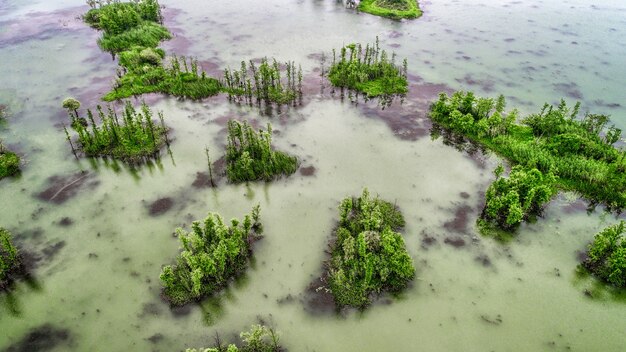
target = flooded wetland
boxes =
[1,0,625,351]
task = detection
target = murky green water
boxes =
[1,0,625,351]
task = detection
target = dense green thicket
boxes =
[328,189,415,308]
[0,141,20,179]
[160,206,262,306]
[63,99,168,162]
[430,91,626,212]
[358,0,422,20]
[1,228,21,290]
[185,325,281,352]
[328,39,408,97]
[225,120,298,183]
[223,58,302,106]
[583,221,626,288]
[480,165,556,230]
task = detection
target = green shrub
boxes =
[358,0,422,20]
[1,228,21,290]
[160,206,262,306]
[185,324,281,352]
[584,221,626,288]
[0,142,20,179]
[225,120,298,183]
[327,188,415,308]
[98,22,171,53]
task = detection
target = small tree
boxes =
[62,97,81,118]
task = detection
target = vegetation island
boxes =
[358,0,422,20]
[1,228,23,291]
[185,325,282,352]
[583,221,626,288]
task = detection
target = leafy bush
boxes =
[98,22,171,53]
[225,120,298,183]
[328,39,408,97]
[0,142,20,179]
[160,206,262,306]
[1,228,21,290]
[327,189,415,308]
[185,324,281,352]
[358,0,422,20]
[584,221,626,288]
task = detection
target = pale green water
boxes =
[1,0,625,351]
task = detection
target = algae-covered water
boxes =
[1,0,625,351]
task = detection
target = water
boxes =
[1,0,625,351]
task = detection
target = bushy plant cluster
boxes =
[328,39,408,97]
[328,189,415,308]
[223,58,303,106]
[430,91,626,212]
[583,221,626,288]
[0,141,20,179]
[225,120,298,183]
[63,99,168,162]
[186,325,282,352]
[480,165,557,230]
[1,228,21,290]
[160,206,262,306]
[358,0,422,20]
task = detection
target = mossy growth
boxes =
[186,324,282,352]
[430,91,626,212]
[223,58,303,106]
[327,189,415,309]
[63,99,169,163]
[358,0,422,20]
[160,205,262,306]
[225,120,298,183]
[478,165,557,232]
[328,38,408,98]
[0,140,20,180]
[1,228,22,291]
[583,221,626,288]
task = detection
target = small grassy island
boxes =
[583,221,626,288]
[0,141,20,180]
[328,39,408,98]
[430,91,626,220]
[160,206,262,306]
[84,0,221,101]
[185,325,282,352]
[1,228,23,291]
[358,0,422,20]
[327,189,415,309]
[225,120,298,183]
[62,98,169,163]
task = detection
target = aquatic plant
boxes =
[358,0,422,20]
[225,120,298,183]
[0,140,20,180]
[328,38,408,98]
[327,188,415,308]
[430,91,626,212]
[0,228,22,291]
[479,165,556,230]
[583,221,626,288]
[223,58,302,106]
[64,99,169,163]
[160,205,262,306]
[186,324,281,352]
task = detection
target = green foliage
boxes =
[358,0,422,20]
[185,325,281,352]
[160,207,262,306]
[430,91,626,212]
[225,120,298,183]
[98,22,171,53]
[0,141,20,179]
[584,221,626,288]
[328,189,415,308]
[0,228,21,290]
[223,58,302,106]
[65,100,169,162]
[328,39,408,97]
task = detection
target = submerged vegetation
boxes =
[430,91,626,214]
[225,120,298,183]
[0,228,22,291]
[327,189,415,309]
[160,206,262,306]
[583,221,626,288]
[0,140,20,180]
[328,39,408,98]
[358,0,422,20]
[186,325,282,352]
[63,99,169,162]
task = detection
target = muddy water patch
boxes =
[36,171,99,204]
[4,324,72,352]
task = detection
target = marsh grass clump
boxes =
[64,99,169,163]
[583,221,626,288]
[0,140,20,180]
[358,0,422,20]
[328,38,408,98]
[327,189,415,309]
[160,206,262,306]
[186,324,282,352]
[430,91,626,213]
[225,120,298,183]
[1,228,22,291]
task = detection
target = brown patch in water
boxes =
[475,254,492,267]
[300,166,316,176]
[421,232,437,248]
[57,217,74,227]
[36,171,99,204]
[444,236,466,248]
[305,275,336,314]
[4,324,72,352]
[553,82,583,100]
[148,198,174,216]
[443,205,473,233]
